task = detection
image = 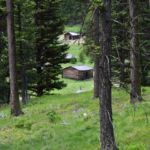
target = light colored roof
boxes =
[65,53,75,59]
[65,32,80,36]
[72,65,93,71]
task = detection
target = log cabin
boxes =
[64,32,80,40]
[63,65,93,80]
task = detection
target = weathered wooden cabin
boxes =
[64,32,80,40]
[63,65,93,80]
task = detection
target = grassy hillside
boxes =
[0,85,150,150]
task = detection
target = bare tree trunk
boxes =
[99,0,117,149]
[6,0,22,116]
[94,56,100,98]
[93,8,100,98]
[129,0,142,103]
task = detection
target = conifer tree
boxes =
[34,0,68,96]
[99,0,118,149]
[129,0,142,103]
[0,0,9,103]
[6,0,22,116]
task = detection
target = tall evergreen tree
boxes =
[0,0,10,104]
[140,0,150,85]
[129,0,142,103]
[112,0,129,87]
[15,0,36,102]
[34,0,68,96]
[14,0,35,103]
[99,0,117,149]
[93,7,100,98]
[60,0,89,25]
[6,0,22,116]
[15,0,28,104]
[82,1,101,98]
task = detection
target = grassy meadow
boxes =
[0,25,150,150]
[0,85,150,150]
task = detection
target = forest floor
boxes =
[0,83,150,150]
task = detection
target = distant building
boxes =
[63,65,93,80]
[64,32,80,40]
[65,53,77,62]
[65,53,75,60]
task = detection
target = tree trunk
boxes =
[93,8,100,98]
[6,0,22,116]
[99,0,117,149]
[94,56,100,98]
[129,0,142,103]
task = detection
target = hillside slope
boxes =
[0,86,150,150]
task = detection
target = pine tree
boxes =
[0,0,10,104]
[140,1,150,85]
[112,0,129,87]
[93,7,100,98]
[14,0,35,104]
[99,0,117,149]
[6,0,22,116]
[34,0,68,96]
[129,0,142,103]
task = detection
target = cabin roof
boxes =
[65,53,76,59]
[64,65,93,71]
[64,32,80,36]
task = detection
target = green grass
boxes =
[53,78,93,95]
[64,25,81,33]
[68,44,82,57]
[0,86,150,150]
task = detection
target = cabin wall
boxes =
[63,68,93,80]
[78,70,93,80]
[64,34,70,40]
[63,69,79,79]
[71,35,80,40]
[64,34,80,40]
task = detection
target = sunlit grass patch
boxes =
[65,25,81,33]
